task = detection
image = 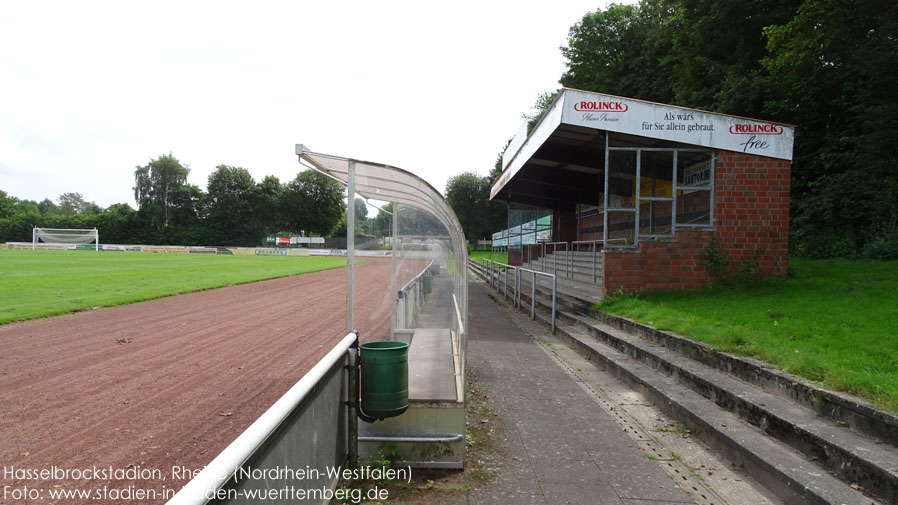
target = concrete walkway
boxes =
[463,280,695,505]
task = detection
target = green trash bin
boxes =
[422,273,432,294]
[360,341,409,418]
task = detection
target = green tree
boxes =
[333,197,375,237]
[354,197,370,234]
[206,165,260,246]
[666,0,801,117]
[94,203,140,244]
[37,198,57,215]
[763,0,898,257]
[446,172,506,241]
[57,192,100,216]
[255,175,283,239]
[167,184,205,229]
[560,1,675,104]
[369,203,393,237]
[133,153,191,229]
[280,170,345,236]
[12,199,40,217]
[0,190,14,218]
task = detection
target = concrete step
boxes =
[526,262,603,283]
[470,261,898,505]
[559,312,898,505]
[530,254,601,264]
[548,318,882,505]
[520,304,890,504]
[528,258,603,272]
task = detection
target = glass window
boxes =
[607,151,637,209]
[639,200,673,235]
[676,151,713,188]
[640,151,674,198]
[675,189,711,226]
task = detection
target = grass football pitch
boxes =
[0,249,348,324]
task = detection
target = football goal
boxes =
[32,227,100,251]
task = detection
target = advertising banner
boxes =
[561,89,794,161]
[255,248,287,256]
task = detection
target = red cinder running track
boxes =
[0,257,406,504]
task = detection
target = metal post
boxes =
[552,277,558,335]
[531,271,536,320]
[390,202,398,339]
[593,242,597,283]
[568,247,571,279]
[346,160,355,333]
[347,335,360,469]
[603,134,610,249]
[504,266,508,298]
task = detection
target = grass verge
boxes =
[468,250,508,264]
[594,258,898,413]
[0,249,349,324]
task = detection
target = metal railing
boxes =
[542,241,569,278]
[396,259,435,329]
[478,259,556,334]
[167,332,357,505]
[480,258,518,301]
[571,238,627,283]
[523,242,570,279]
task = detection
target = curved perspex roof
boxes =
[295,145,465,249]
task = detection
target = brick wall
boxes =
[603,150,791,294]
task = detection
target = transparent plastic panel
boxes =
[299,149,469,385]
[639,200,673,236]
[607,151,637,209]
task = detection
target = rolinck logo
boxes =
[574,101,628,112]
[729,124,783,135]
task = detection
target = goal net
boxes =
[32,228,99,251]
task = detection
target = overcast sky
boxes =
[0,1,627,208]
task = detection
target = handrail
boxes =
[476,259,556,335]
[538,241,569,278]
[517,267,557,334]
[398,258,435,295]
[166,332,358,505]
[453,293,464,336]
[482,259,517,300]
[471,259,558,334]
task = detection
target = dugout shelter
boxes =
[296,146,469,468]
[491,88,795,294]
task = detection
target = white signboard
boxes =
[492,89,795,200]
[560,89,794,161]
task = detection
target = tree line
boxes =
[446,0,897,259]
[0,153,393,247]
